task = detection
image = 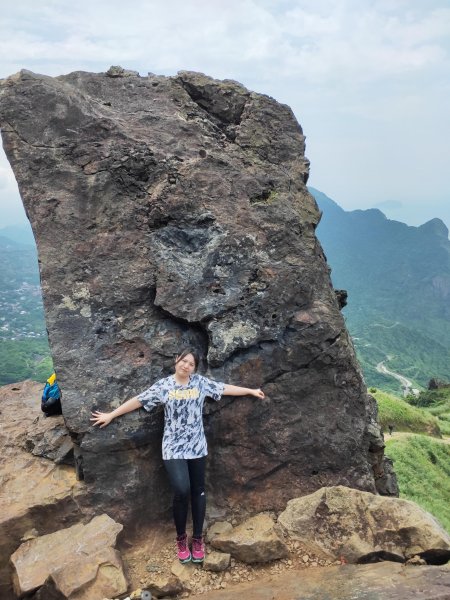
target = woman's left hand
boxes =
[252,388,265,399]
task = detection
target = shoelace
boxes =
[177,536,188,551]
[192,537,203,552]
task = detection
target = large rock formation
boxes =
[0,67,394,525]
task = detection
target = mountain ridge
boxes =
[312,186,450,391]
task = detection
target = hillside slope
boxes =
[313,187,450,390]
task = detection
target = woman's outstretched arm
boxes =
[90,396,142,428]
[223,384,265,399]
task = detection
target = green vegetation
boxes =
[0,339,53,385]
[385,435,450,532]
[250,189,279,206]
[407,387,450,436]
[373,389,441,435]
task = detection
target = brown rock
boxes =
[203,551,231,572]
[33,548,127,600]
[206,521,233,542]
[170,559,196,588]
[211,513,289,563]
[278,486,450,563]
[145,573,183,598]
[0,381,85,600]
[0,380,73,464]
[10,514,125,598]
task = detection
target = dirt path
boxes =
[385,431,450,445]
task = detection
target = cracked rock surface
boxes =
[0,68,394,525]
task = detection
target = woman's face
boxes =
[175,353,196,377]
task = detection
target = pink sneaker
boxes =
[191,536,205,563]
[176,534,191,563]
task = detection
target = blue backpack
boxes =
[41,374,62,416]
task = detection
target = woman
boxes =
[91,347,265,563]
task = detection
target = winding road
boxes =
[376,361,419,396]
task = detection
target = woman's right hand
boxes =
[90,410,114,428]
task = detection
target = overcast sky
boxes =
[1,0,449,230]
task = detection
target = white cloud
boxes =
[0,0,449,228]
[1,1,449,83]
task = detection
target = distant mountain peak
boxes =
[419,218,449,240]
[352,208,387,221]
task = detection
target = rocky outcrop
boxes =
[0,381,86,600]
[0,68,395,525]
[278,486,450,564]
[11,514,127,599]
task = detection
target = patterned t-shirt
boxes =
[137,374,225,460]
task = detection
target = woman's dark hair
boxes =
[175,347,200,371]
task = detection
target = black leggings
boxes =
[163,457,206,538]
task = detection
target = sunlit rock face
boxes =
[0,67,394,525]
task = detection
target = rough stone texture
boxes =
[31,548,127,600]
[0,68,394,525]
[210,513,289,563]
[187,562,450,600]
[24,418,74,465]
[206,521,234,542]
[278,486,450,564]
[204,551,231,572]
[170,560,196,590]
[0,381,85,600]
[10,514,126,598]
[144,573,184,598]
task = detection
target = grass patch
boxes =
[385,435,450,532]
[372,389,441,436]
[406,387,450,436]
